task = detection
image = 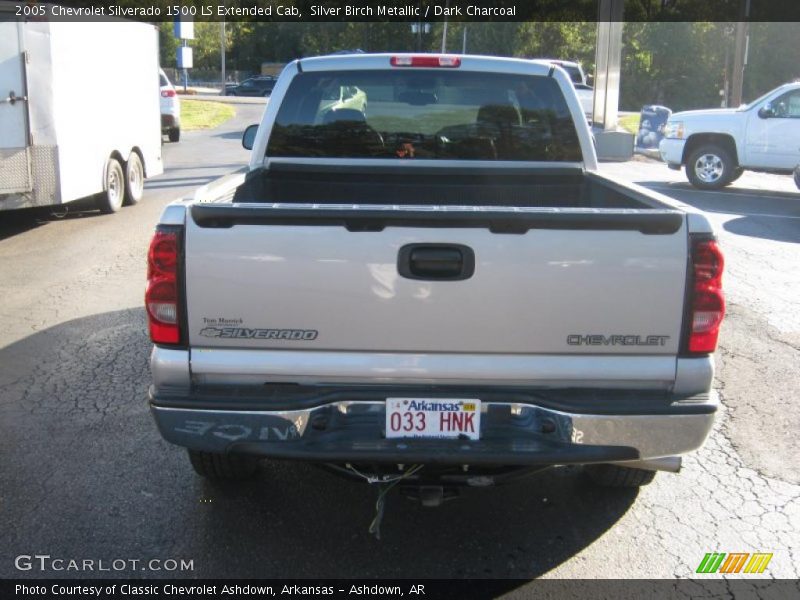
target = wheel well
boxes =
[682,134,739,167]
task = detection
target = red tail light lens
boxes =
[688,239,725,354]
[390,55,461,68]
[146,227,181,345]
[161,89,176,98]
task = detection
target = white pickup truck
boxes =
[147,54,725,501]
[659,81,800,190]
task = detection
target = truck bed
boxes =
[228,163,658,210]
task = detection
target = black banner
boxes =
[3,0,800,23]
[3,579,800,600]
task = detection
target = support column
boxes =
[592,0,633,161]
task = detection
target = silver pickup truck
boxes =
[146,54,725,499]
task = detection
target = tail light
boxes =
[146,226,182,345]
[390,55,461,68]
[161,89,176,98]
[687,239,725,354]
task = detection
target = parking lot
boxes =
[0,104,798,581]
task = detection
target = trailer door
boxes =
[0,21,32,194]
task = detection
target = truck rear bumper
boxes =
[149,386,717,465]
[161,114,180,130]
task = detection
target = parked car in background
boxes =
[548,59,593,121]
[227,76,277,97]
[159,69,181,143]
[660,81,800,189]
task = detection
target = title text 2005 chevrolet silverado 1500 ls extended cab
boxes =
[146,55,725,500]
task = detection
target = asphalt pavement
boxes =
[0,112,798,582]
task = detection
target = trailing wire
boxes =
[343,464,423,540]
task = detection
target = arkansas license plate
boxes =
[385,398,481,440]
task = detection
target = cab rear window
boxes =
[267,70,582,161]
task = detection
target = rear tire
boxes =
[686,144,736,190]
[730,167,744,183]
[794,164,800,190]
[584,464,657,488]
[96,158,125,214]
[123,152,144,206]
[168,128,180,143]
[188,450,259,480]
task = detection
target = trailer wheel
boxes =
[188,450,259,480]
[97,158,125,214]
[168,128,180,143]
[123,152,144,206]
[584,464,657,488]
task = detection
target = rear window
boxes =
[267,70,582,161]
[159,74,169,87]
[560,65,584,85]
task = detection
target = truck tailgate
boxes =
[183,204,688,387]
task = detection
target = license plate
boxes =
[385,398,481,440]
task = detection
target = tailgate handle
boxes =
[398,244,475,281]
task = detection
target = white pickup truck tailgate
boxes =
[183,205,688,388]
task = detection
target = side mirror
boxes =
[758,103,774,119]
[242,124,259,150]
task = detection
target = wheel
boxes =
[168,128,180,143]
[123,152,144,206]
[730,167,744,183]
[96,158,124,214]
[188,450,259,480]
[584,464,657,488]
[686,144,736,190]
[794,165,800,190]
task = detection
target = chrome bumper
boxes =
[150,394,717,465]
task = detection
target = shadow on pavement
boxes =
[0,203,104,242]
[214,130,249,140]
[162,164,244,172]
[145,176,217,190]
[0,309,637,580]
[0,208,45,241]
[723,215,800,243]
[635,180,800,218]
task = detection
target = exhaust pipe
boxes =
[616,456,682,473]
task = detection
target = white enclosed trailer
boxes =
[0,18,163,213]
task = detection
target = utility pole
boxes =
[462,25,467,53]
[441,0,448,52]
[730,0,751,107]
[220,20,226,93]
[593,0,624,131]
[592,0,632,161]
